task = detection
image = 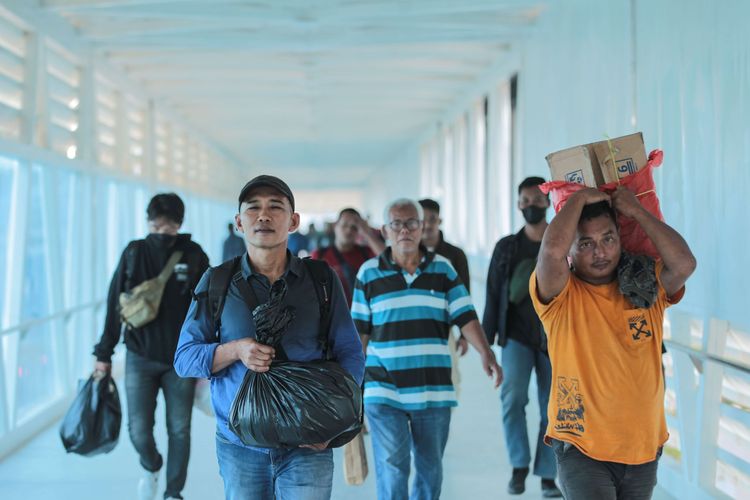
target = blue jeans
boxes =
[215,433,333,500]
[365,404,451,500]
[500,339,555,478]
[551,439,660,499]
[126,350,196,499]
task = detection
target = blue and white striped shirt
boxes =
[352,247,476,410]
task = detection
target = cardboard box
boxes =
[545,145,604,187]
[592,132,647,184]
[546,132,647,186]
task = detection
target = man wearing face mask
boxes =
[93,193,209,500]
[483,177,562,497]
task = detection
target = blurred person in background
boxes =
[223,222,245,262]
[312,208,385,306]
[482,177,560,497]
[93,193,209,500]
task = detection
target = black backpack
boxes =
[204,256,335,357]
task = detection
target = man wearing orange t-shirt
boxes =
[531,187,696,499]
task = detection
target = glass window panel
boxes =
[718,416,750,463]
[133,186,148,236]
[716,460,750,499]
[15,321,61,423]
[20,165,49,321]
[56,168,74,255]
[0,156,15,319]
[664,426,682,463]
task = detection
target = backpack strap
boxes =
[207,256,241,341]
[302,258,334,359]
[206,256,333,357]
[124,241,143,292]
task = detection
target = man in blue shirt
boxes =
[352,198,503,500]
[174,175,365,500]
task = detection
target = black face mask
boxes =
[149,233,178,248]
[522,205,547,225]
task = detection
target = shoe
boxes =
[542,478,563,498]
[507,467,529,495]
[137,470,159,500]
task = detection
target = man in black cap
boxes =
[175,175,365,500]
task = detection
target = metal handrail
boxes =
[664,339,750,375]
[0,300,106,337]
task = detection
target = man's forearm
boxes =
[460,320,493,356]
[211,342,239,373]
[630,207,696,274]
[541,194,587,259]
[362,231,385,255]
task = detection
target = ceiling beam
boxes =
[86,29,523,52]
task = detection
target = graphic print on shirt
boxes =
[628,312,652,341]
[555,376,585,436]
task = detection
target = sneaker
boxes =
[507,467,529,495]
[137,470,159,500]
[542,478,563,498]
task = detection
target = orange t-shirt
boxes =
[530,263,684,464]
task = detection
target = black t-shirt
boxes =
[506,230,544,348]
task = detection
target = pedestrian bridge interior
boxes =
[0,1,748,499]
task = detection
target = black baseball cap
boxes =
[237,175,295,212]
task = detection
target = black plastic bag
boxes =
[60,373,122,456]
[228,277,362,448]
[229,359,362,448]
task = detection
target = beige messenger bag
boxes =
[119,250,183,329]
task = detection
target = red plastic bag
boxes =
[540,150,664,259]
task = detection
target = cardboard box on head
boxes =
[545,145,603,187]
[545,132,647,186]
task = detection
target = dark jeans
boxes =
[550,439,661,500]
[126,350,196,499]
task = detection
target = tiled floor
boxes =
[0,349,674,499]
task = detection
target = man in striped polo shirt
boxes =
[352,198,503,500]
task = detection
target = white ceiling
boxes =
[40,0,544,187]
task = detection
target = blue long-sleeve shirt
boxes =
[174,252,365,449]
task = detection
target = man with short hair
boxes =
[93,193,209,500]
[352,198,503,500]
[483,176,561,497]
[418,198,470,389]
[532,187,696,499]
[418,198,471,291]
[312,207,384,306]
[174,175,365,500]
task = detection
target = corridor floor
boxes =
[0,349,674,500]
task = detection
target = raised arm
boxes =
[356,216,386,255]
[611,187,696,296]
[536,188,610,303]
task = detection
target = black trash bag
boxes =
[229,360,362,448]
[59,372,121,456]
[229,278,362,448]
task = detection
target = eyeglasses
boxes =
[387,218,422,232]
